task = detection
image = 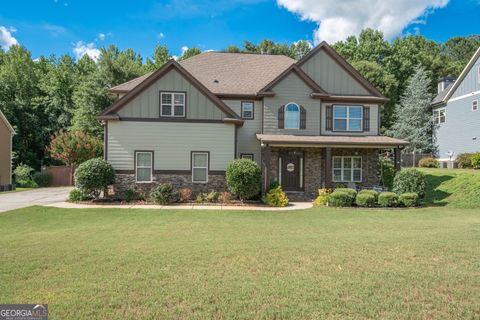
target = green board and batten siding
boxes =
[107,121,235,171]
[263,72,321,135]
[300,50,370,96]
[117,68,226,120]
[223,100,262,164]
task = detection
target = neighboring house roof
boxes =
[432,82,454,106]
[433,46,480,106]
[256,134,408,147]
[0,109,15,134]
[98,60,243,124]
[110,52,296,97]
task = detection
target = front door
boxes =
[280,151,303,191]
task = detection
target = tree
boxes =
[48,129,103,165]
[388,66,434,154]
[145,44,171,71]
[179,47,201,61]
[224,45,240,53]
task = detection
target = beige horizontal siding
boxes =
[107,121,235,170]
[300,50,369,96]
[117,69,225,120]
[320,103,379,136]
[263,72,321,135]
[223,100,262,164]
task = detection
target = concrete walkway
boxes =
[0,187,72,213]
[44,201,313,211]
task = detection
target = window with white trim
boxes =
[333,105,363,131]
[240,153,254,160]
[472,100,478,111]
[192,152,208,183]
[135,151,153,183]
[284,103,300,129]
[433,108,446,124]
[161,92,185,117]
[241,101,254,119]
[332,156,362,182]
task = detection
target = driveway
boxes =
[0,187,72,213]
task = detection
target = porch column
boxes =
[325,147,332,188]
[263,144,271,194]
[394,147,401,171]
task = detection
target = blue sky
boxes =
[0,0,478,60]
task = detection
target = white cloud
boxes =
[158,32,165,39]
[0,26,18,50]
[181,46,189,55]
[73,41,101,61]
[98,33,106,41]
[276,0,449,44]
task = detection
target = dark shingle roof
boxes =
[432,82,454,105]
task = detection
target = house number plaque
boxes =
[286,163,295,172]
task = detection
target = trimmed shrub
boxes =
[393,168,427,199]
[218,191,232,204]
[399,192,420,207]
[74,158,115,199]
[263,185,289,207]
[355,193,376,207]
[328,190,355,207]
[378,156,395,190]
[471,153,480,169]
[456,153,473,168]
[32,171,52,187]
[150,183,178,204]
[68,188,92,202]
[418,157,439,168]
[378,192,398,207]
[340,188,358,198]
[358,189,379,201]
[313,194,329,206]
[119,187,139,202]
[13,164,37,188]
[226,159,261,201]
[178,188,193,202]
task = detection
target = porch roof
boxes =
[256,134,408,148]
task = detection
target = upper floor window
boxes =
[161,92,185,117]
[472,100,478,111]
[285,103,300,129]
[241,101,254,119]
[333,105,363,131]
[433,108,446,124]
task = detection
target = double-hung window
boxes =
[241,101,254,119]
[333,156,362,182]
[135,151,153,183]
[161,92,185,117]
[333,105,363,131]
[192,152,209,183]
[433,108,446,124]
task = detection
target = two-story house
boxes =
[98,42,407,199]
[0,109,15,189]
[432,46,480,162]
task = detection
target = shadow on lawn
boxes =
[423,173,453,206]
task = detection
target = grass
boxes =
[1,206,479,319]
[0,187,35,195]
[419,167,480,207]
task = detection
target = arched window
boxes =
[284,103,300,129]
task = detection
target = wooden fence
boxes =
[401,153,433,168]
[44,165,75,187]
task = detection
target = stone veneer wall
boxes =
[263,147,379,200]
[114,173,228,195]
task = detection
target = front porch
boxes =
[257,134,408,200]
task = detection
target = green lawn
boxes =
[420,168,480,207]
[1,206,479,319]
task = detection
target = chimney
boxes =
[438,77,456,94]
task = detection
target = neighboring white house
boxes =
[432,46,480,162]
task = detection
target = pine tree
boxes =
[388,65,434,154]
